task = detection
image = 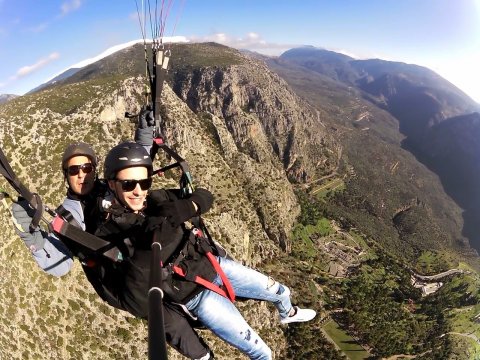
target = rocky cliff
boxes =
[0,52,338,358]
[171,54,340,251]
[1,42,479,360]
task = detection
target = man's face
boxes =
[109,166,150,212]
[66,156,95,195]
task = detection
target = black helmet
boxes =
[62,142,97,170]
[104,141,153,180]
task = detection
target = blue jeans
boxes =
[185,257,293,360]
[219,257,292,319]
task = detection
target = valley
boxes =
[0,42,479,359]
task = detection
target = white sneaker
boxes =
[280,306,316,324]
[195,352,211,360]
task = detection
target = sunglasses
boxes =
[67,163,94,176]
[115,178,153,192]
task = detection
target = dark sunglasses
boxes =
[115,178,153,192]
[67,163,94,176]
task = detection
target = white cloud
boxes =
[70,40,147,68]
[68,37,188,69]
[16,53,60,78]
[0,53,60,93]
[188,32,296,56]
[332,49,360,59]
[27,22,49,33]
[61,0,83,16]
[129,11,139,22]
[43,36,188,84]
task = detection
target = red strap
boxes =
[51,215,65,233]
[50,215,120,262]
[172,252,235,302]
[205,252,235,302]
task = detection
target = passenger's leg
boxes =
[163,303,211,359]
[186,289,272,360]
[218,256,292,319]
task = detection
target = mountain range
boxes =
[269,46,480,253]
[0,42,479,359]
[0,94,18,104]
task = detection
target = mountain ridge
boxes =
[0,94,18,104]
[0,42,479,359]
[273,46,480,254]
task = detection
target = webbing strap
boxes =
[0,147,44,230]
[50,216,120,262]
[205,252,235,302]
[0,148,28,197]
[151,138,194,197]
[29,193,43,231]
[172,251,235,302]
[153,50,169,139]
[56,205,77,226]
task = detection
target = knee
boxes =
[266,277,279,293]
[266,277,290,297]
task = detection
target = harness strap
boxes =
[153,48,170,139]
[191,219,226,256]
[172,251,235,302]
[0,147,44,230]
[29,193,43,231]
[205,252,235,302]
[147,126,234,302]
[56,205,81,228]
[50,216,121,263]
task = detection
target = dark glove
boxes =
[11,199,46,252]
[135,109,155,147]
[158,199,197,227]
[144,215,166,232]
[113,212,145,231]
[138,108,155,129]
[189,188,214,214]
[102,204,145,232]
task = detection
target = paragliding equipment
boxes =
[148,233,168,360]
[133,1,223,357]
[0,146,123,262]
[133,1,186,358]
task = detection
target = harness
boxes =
[1,143,123,263]
[170,227,235,302]
[52,205,123,263]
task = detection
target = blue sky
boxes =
[1,0,479,102]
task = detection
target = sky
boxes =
[1,0,479,103]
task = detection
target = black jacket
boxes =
[93,188,216,318]
[60,185,214,359]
